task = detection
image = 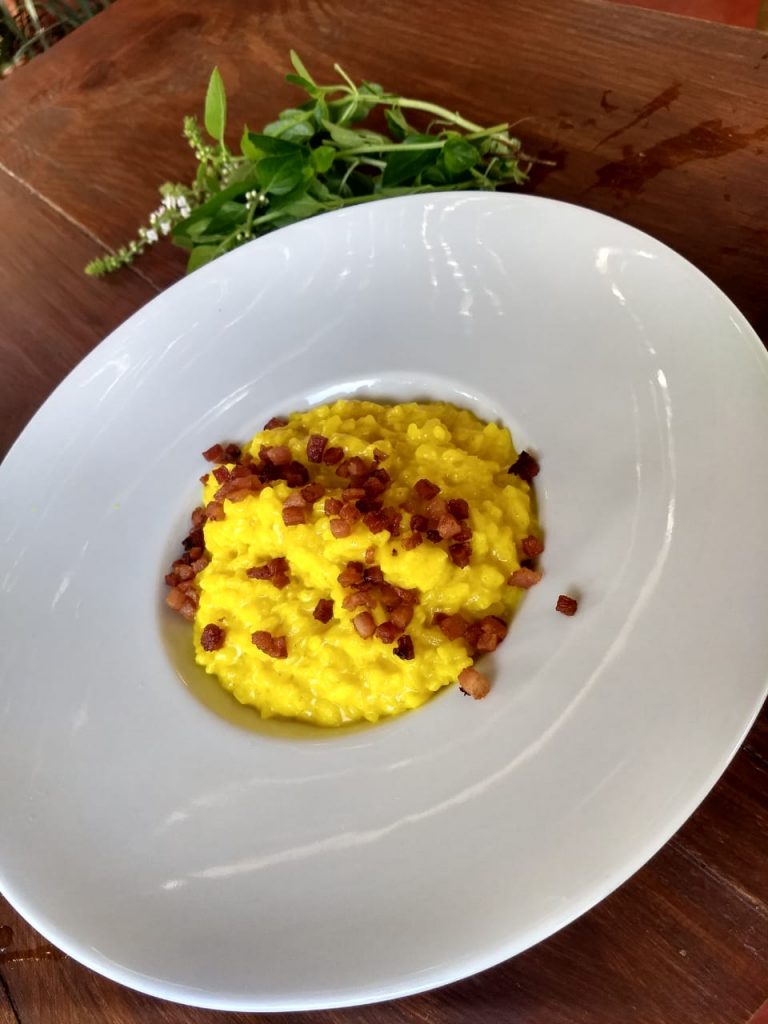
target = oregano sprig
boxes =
[86,53,544,277]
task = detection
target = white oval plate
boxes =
[1,194,767,1011]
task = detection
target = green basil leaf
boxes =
[274,195,324,219]
[187,245,221,273]
[285,73,316,93]
[310,145,335,173]
[308,177,332,201]
[381,136,438,187]
[421,164,448,186]
[311,97,329,129]
[270,119,315,144]
[384,108,409,141]
[441,137,480,176]
[206,200,247,233]
[245,132,303,158]
[264,108,314,142]
[321,119,363,148]
[182,217,212,240]
[177,180,253,232]
[255,153,307,195]
[289,50,315,85]
[204,67,227,145]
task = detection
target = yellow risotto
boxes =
[165,400,541,727]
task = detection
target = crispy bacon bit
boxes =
[230,463,251,479]
[338,561,365,587]
[205,500,225,521]
[282,492,306,511]
[410,514,428,533]
[335,460,351,479]
[323,446,344,465]
[556,594,578,616]
[282,504,306,526]
[284,461,310,487]
[364,509,389,534]
[390,603,414,630]
[356,497,382,515]
[344,590,377,610]
[247,564,272,579]
[224,443,241,461]
[301,482,325,504]
[175,564,195,581]
[463,622,481,650]
[251,630,288,658]
[342,486,366,501]
[329,517,351,538]
[306,434,328,463]
[438,613,468,640]
[414,479,440,500]
[437,513,462,540]
[324,497,343,516]
[226,488,252,503]
[200,623,225,652]
[458,667,491,699]
[264,445,292,466]
[179,598,198,621]
[509,567,542,589]
[202,443,226,463]
[449,542,472,568]
[379,584,400,610]
[453,526,473,542]
[214,477,258,501]
[190,506,208,529]
[347,456,368,479]
[426,529,442,544]
[386,511,402,537]
[247,558,290,588]
[393,585,419,605]
[475,615,508,652]
[363,476,386,499]
[509,450,540,483]
[426,496,448,519]
[272,636,288,658]
[393,634,415,660]
[364,545,376,564]
[191,556,209,574]
[375,621,400,643]
[520,535,544,559]
[212,466,230,485]
[183,529,204,550]
[165,587,186,611]
[282,462,309,485]
[340,502,361,522]
[263,416,288,430]
[165,581,198,620]
[364,565,384,585]
[313,598,334,623]
[402,533,423,550]
[373,448,388,462]
[353,611,376,638]
[165,572,179,587]
[446,498,469,520]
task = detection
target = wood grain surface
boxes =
[0,0,766,1021]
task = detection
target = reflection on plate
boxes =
[1,193,767,1011]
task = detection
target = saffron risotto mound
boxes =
[169,400,540,727]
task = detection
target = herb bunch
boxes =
[86,53,538,277]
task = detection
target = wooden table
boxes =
[1,1,767,1021]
